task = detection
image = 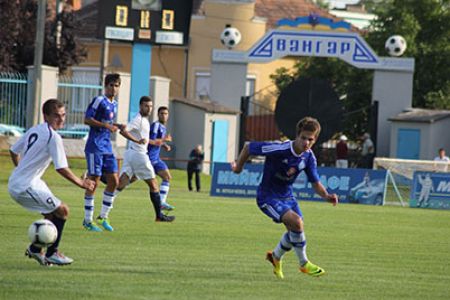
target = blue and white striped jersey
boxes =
[249,140,320,198]
[84,95,117,154]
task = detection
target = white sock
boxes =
[84,196,94,223]
[160,180,170,204]
[273,232,292,260]
[100,191,115,219]
[289,231,308,266]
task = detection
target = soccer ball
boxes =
[385,35,407,57]
[28,219,58,248]
[220,27,241,49]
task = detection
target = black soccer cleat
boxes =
[155,214,175,222]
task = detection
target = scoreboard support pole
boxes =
[129,42,152,121]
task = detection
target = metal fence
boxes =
[239,96,280,150]
[58,75,102,138]
[0,72,28,130]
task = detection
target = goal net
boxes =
[374,157,450,206]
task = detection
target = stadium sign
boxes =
[211,162,388,205]
[212,30,414,72]
[410,171,450,210]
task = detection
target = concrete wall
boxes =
[26,65,59,127]
[210,62,247,110]
[429,118,450,159]
[171,102,206,170]
[114,73,131,147]
[149,76,171,122]
[373,70,414,157]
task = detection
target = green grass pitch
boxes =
[1,156,450,299]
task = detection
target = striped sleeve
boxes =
[304,151,320,183]
[85,96,103,119]
[249,141,290,156]
[149,122,159,139]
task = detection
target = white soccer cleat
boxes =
[25,247,47,266]
[46,251,74,265]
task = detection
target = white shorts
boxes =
[120,149,156,180]
[8,180,61,214]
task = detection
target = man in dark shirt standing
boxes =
[336,135,349,168]
[187,145,204,192]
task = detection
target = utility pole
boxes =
[27,0,47,128]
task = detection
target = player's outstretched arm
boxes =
[231,142,250,174]
[56,168,96,192]
[312,181,339,206]
[119,128,146,144]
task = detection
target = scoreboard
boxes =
[97,0,193,45]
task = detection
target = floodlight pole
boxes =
[28,0,47,128]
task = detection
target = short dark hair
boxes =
[42,99,64,115]
[439,148,445,152]
[139,96,152,105]
[158,106,169,113]
[104,73,121,86]
[296,116,321,137]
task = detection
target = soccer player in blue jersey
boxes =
[231,117,338,279]
[148,106,175,210]
[83,74,145,232]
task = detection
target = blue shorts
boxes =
[256,190,303,223]
[86,152,118,177]
[151,159,168,173]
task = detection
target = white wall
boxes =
[373,70,414,157]
[429,118,450,159]
[210,62,247,110]
[150,76,171,122]
[171,102,206,170]
[115,73,131,147]
[26,65,58,127]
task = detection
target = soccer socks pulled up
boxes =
[99,191,115,219]
[150,191,163,219]
[84,196,94,223]
[273,232,292,260]
[289,231,308,266]
[160,180,170,204]
[46,216,66,257]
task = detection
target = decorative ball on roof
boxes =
[385,35,407,57]
[308,13,320,26]
[220,24,242,49]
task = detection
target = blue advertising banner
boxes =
[410,171,450,209]
[210,162,388,205]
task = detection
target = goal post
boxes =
[374,157,450,206]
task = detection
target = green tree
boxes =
[367,0,450,109]
[270,0,450,137]
[0,0,86,73]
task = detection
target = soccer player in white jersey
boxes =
[8,99,96,266]
[232,117,338,278]
[115,96,175,222]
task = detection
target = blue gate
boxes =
[397,128,420,159]
[58,75,102,138]
[211,120,229,173]
[0,72,28,130]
